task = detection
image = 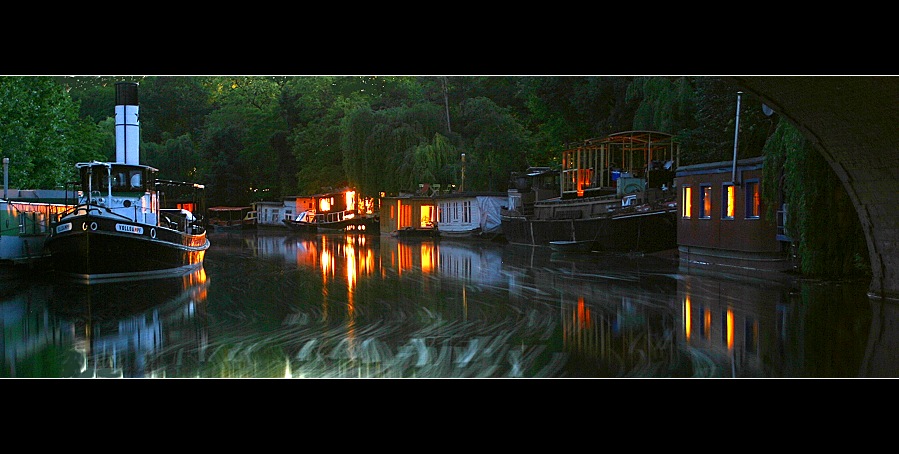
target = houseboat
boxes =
[283,187,379,234]
[1,188,71,266]
[252,200,289,230]
[433,191,506,240]
[380,192,438,238]
[45,82,209,283]
[500,131,679,253]
[675,156,796,276]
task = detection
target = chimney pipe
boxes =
[115,82,140,165]
[731,91,742,185]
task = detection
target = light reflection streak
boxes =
[345,236,356,358]
[44,267,209,378]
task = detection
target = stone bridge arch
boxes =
[730,76,898,300]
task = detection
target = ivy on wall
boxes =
[762,118,870,278]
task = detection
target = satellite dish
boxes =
[762,104,775,116]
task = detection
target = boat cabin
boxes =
[208,206,253,229]
[434,191,506,239]
[285,187,379,231]
[504,131,680,222]
[675,156,795,275]
[1,189,72,264]
[560,131,678,199]
[67,161,160,226]
[380,193,437,236]
[505,167,560,217]
[252,200,290,229]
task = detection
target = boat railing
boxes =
[4,201,71,235]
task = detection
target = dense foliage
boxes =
[762,119,870,278]
[0,75,870,277]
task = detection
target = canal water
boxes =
[0,229,890,378]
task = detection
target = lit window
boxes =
[723,184,735,219]
[745,181,760,219]
[682,186,692,218]
[699,185,712,219]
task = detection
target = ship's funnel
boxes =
[115,82,140,165]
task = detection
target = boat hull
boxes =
[46,214,209,283]
[283,216,379,234]
[391,227,439,238]
[283,219,318,234]
[501,208,677,253]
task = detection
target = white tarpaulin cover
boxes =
[477,196,505,234]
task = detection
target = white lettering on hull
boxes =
[116,224,144,235]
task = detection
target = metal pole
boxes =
[3,157,8,199]
[460,153,465,192]
[732,91,742,184]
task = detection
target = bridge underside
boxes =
[731,76,899,300]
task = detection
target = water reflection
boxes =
[1,267,208,378]
[0,230,891,378]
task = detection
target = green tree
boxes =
[341,103,448,196]
[518,76,634,166]
[455,97,533,191]
[0,76,106,189]
[138,77,212,145]
[141,133,200,182]
[679,77,773,165]
[626,76,698,135]
[58,76,144,123]
[198,123,251,206]
[201,77,288,202]
[281,77,357,196]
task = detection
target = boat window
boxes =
[130,171,143,190]
[744,180,761,219]
[115,172,128,191]
[682,186,692,219]
[722,184,735,220]
[699,185,712,219]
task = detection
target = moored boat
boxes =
[282,210,319,234]
[208,206,254,231]
[283,188,379,234]
[433,191,506,241]
[45,82,210,283]
[500,131,679,253]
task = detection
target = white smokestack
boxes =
[115,82,140,165]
